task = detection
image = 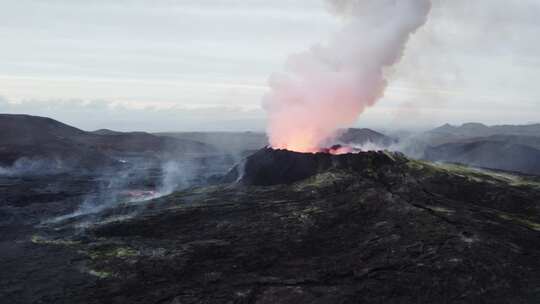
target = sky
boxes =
[1,0,539,132]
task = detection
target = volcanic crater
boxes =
[224,147,403,186]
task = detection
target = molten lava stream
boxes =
[271,144,357,155]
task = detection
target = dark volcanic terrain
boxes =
[1,148,539,303]
[0,114,216,172]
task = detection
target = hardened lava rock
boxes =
[224,147,407,186]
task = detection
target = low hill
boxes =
[425,122,540,146]
[0,114,216,173]
[395,123,540,175]
[92,129,123,136]
[461,134,540,150]
[0,114,87,146]
[156,131,268,154]
[0,114,116,171]
[336,128,396,147]
[85,131,216,156]
[424,141,540,175]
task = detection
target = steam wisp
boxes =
[264,0,432,152]
[0,157,69,176]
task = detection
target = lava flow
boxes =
[272,144,361,155]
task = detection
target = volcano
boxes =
[225,147,405,186]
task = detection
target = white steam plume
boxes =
[264,0,432,152]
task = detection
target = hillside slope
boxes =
[424,141,540,175]
[0,114,115,170]
[337,128,396,147]
[0,114,215,172]
[9,150,539,303]
[425,122,540,146]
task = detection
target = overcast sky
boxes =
[1,0,539,132]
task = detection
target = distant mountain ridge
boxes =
[92,129,124,136]
[0,114,215,172]
[425,140,540,175]
[0,114,115,171]
[430,122,540,139]
[157,131,268,154]
[336,128,396,147]
[422,122,540,175]
[158,128,396,154]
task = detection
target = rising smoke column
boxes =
[264,0,431,152]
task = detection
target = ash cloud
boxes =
[264,0,431,152]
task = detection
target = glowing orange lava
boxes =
[271,140,357,155]
[271,143,320,154]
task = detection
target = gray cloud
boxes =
[0,0,539,131]
[0,97,265,132]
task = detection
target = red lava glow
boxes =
[326,145,356,155]
[271,143,321,154]
[272,144,358,155]
[122,190,159,201]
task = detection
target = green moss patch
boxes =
[31,235,80,246]
[86,246,139,260]
[497,213,540,232]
